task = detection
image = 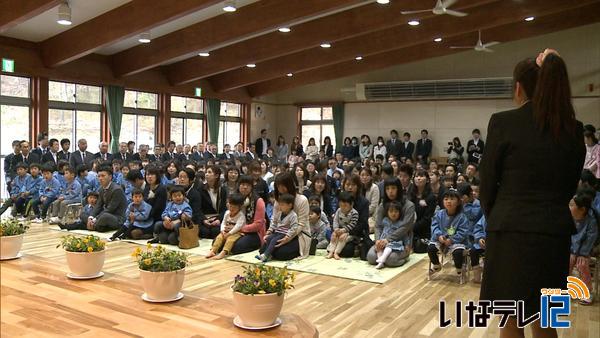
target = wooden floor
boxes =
[1,223,598,337]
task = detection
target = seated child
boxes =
[428,189,470,275]
[568,193,598,305]
[309,206,329,250]
[152,186,192,245]
[0,162,31,218]
[61,191,99,230]
[31,164,61,223]
[110,188,153,240]
[266,191,275,221]
[257,193,298,262]
[206,193,246,260]
[327,191,358,260]
[112,159,123,186]
[23,163,43,217]
[308,195,331,228]
[458,183,482,231]
[373,201,411,269]
[49,166,82,224]
[470,215,487,283]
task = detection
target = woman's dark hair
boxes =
[126,169,143,182]
[584,130,599,145]
[360,167,374,190]
[452,137,462,147]
[277,135,285,146]
[410,169,432,200]
[323,136,331,145]
[580,169,598,190]
[144,165,163,185]
[205,165,222,190]
[442,189,463,213]
[180,167,196,184]
[532,53,577,141]
[309,174,330,196]
[384,200,403,217]
[293,163,308,186]
[513,58,539,101]
[164,159,180,179]
[273,172,297,200]
[344,137,351,145]
[382,177,405,205]
[225,166,240,183]
[343,173,363,197]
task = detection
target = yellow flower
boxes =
[83,238,89,243]
[258,290,266,294]
[255,268,261,276]
[143,258,152,265]
[268,279,276,287]
[87,246,93,253]
[76,243,81,248]
[147,243,152,249]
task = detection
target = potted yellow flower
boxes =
[231,264,295,329]
[133,245,189,302]
[1,219,29,260]
[57,235,106,279]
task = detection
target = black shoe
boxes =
[147,237,159,244]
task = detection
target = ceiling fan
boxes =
[400,0,468,17]
[450,30,500,52]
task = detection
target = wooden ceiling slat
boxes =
[40,0,222,67]
[211,0,596,92]
[111,0,363,78]
[166,0,497,85]
[246,3,600,97]
[0,0,62,33]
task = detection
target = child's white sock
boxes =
[376,247,392,264]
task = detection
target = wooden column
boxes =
[158,93,171,144]
[242,103,250,146]
[30,76,48,144]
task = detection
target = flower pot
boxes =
[139,268,185,301]
[65,250,105,278]
[232,290,285,327]
[0,234,24,260]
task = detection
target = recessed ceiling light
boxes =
[57,1,72,26]
[246,63,256,68]
[278,27,291,33]
[138,32,151,43]
[355,56,363,61]
[198,52,210,57]
[286,73,293,77]
[223,0,237,12]
[376,0,390,4]
[320,43,331,48]
[525,16,535,22]
[434,37,442,42]
[408,20,420,26]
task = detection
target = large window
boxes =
[48,81,102,151]
[170,96,203,146]
[1,75,31,198]
[218,102,242,151]
[300,106,334,148]
[121,90,157,150]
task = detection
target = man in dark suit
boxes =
[399,132,415,163]
[31,132,48,158]
[467,129,485,164]
[255,129,271,158]
[190,142,205,163]
[386,129,401,159]
[219,143,233,161]
[41,138,60,165]
[57,138,71,161]
[12,141,40,169]
[85,165,127,232]
[204,143,217,160]
[161,141,177,162]
[95,141,113,162]
[415,129,433,164]
[132,144,156,162]
[245,143,258,161]
[70,139,95,169]
[4,140,21,189]
[115,142,131,162]
[233,142,245,160]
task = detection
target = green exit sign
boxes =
[2,58,14,73]
[194,87,202,97]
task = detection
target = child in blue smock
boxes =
[49,166,82,222]
[470,215,487,283]
[152,185,192,245]
[110,188,153,241]
[374,201,412,269]
[31,164,61,222]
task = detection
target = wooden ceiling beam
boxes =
[246,3,600,97]
[111,0,364,77]
[166,0,498,85]
[212,0,596,92]
[0,0,61,33]
[39,0,222,67]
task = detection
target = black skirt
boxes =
[480,231,570,318]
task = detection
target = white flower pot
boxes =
[65,250,105,277]
[232,290,285,327]
[139,268,185,301]
[0,234,24,260]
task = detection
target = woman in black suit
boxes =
[198,165,227,239]
[321,136,334,158]
[479,52,585,338]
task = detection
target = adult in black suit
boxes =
[255,129,271,158]
[385,130,401,159]
[321,136,334,158]
[30,132,48,158]
[479,54,586,336]
[198,166,228,239]
[219,144,234,162]
[203,143,217,160]
[466,129,485,164]
[398,132,415,162]
[245,143,258,162]
[12,141,40,169]
[190,142,205,162]
[57,138,71,161]
[161,141,178,162]
[115,142,132,162]
[95,141,113,162]
[41,138,60,165]
[86,165,127,232]
[132,145,157,163]
[415,129,432,164]
[70,139,95,170]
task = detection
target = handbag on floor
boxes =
[178,218,199,249]
[309,237,318,255]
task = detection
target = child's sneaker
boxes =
[255,254,268,262]
[429,264,441,274]
[49,217,60,224]
[32,217,43,223]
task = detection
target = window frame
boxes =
[299,105,334,147]
[122,89,159,149]
[218,101,243,150]
[170,95,204,145]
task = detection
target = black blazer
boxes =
[132,153,157,162]
[399,141,415,160]
[386,139,401,158]
[57,150,71,161]
[197,184,228,222]
[255,138,271,156]
[161,152,177,162]
[479,102,585,235]
[143,184,167,222]
[69,150,94,169]
[94,152,113,162]
[12,153,41,168]
[416,139,432,159]
[41,152,59,166]
[190,151,204,163]
[321,144,334,158]
[115,152,132,162]
[91,182,127,224]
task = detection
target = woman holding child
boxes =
[228,175,266,254]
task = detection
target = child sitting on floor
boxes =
[48,166,82,224]
[428,189,470,276]
[309,206,329,250]
[374,201,411,269]
[206,193,246,260]
[31,164,61,223]
[568,192,598,305]
[327,191,358,260]
[152,186,192,245]
[470,215,487,283]
[110,188,153,241]
[0,163,31,219]
[257,193,298,262]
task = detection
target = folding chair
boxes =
[428,248,471,284]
